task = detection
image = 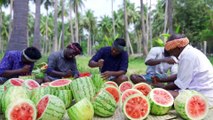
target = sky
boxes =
[2,0,157,19]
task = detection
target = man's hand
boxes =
[151,76,161,84]
[20,65,31,74]
[64,70,72,78]
[98,59,104,69]
[101,71,112,80]
[162,57,176,64]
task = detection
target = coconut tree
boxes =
[167,0,173,34]
[69,0,74,43]
[7,0,29,51]
[53,0,58,51]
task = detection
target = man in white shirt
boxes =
[130,47,178,84]
[163,34,213,108]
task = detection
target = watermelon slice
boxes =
[121,89,142,105]
[67,98,94,120]
[104,85,120,104]
[49,79,72,90]
[123,94,150,120]
[41,82,50,87]
[5,99,37,120]
[133,82,152,96]
[23,79,40,90]
[148,88,174,115]
[79,72,91,77]
[36,94,66,120]
[174,90,209,120]
[119,81,133,93]
[4,78,24,91]
[104,81,118,88]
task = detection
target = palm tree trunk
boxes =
[58,31,62,50]
[75,5,79,43]
[163,0,168,42]
[0,8,2,52]
[149,0,152,48]
[112,0,115,38]
[140,0,148,56]
[69,0,74,43]
[61,0,64,50]
[45,10,49,54]
[33,0,42,50]
[8,0,13,42]
[7,0,29,51]
[167,0,173,34]
[53,0,58,51]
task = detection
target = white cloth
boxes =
[145,47,178,75]
[174,45,213,107]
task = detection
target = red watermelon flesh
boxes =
[105,81,118,88]
[4,79,23,91]
[187,95,207,118]
[79,72,91,77]
[104,86,120,103]
[41,82,50,87]
[50,79,71,86]
[153,89,173,105]
[119,81,133,93]
[123,94,150,119]
[36,96,49,119]
[10,103,35,120]
[134,83,152,96]
[121,89,141,104]
[26,80,40,89]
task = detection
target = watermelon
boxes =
[67,98,94,120]
[49,79,72,90]
[3,78,24,90]
[36,94,66,120]
[23,79,40,90]
[71,77,95,102]
[174,90,209,120]
[55,90,72,109]
[0,85,4,113]
[1,86,29,113]
[121,89,142,105]
[41,82,50,87]
[104,81,118,88]
[5,98,37,120]
[19,75,35,80]
[119,81,133,93]
[148,88,174,115]
[30,87,52,105]
[104,85,120,104]
[92,90,117,117]
[133,82,152,96]
[123,93,150,120]
[91,74,105,93]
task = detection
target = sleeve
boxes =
[71,58,79,76]
[0,53,13,75]
[170,64,178,75]
[174,57,194,89]
[90,48,104,62]
[119,52,128,72]
[145,48,160,62]
[46,53,57,73]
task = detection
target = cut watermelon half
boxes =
[23,79,40,90]
[41,82,50,87]
[104,81,118,88]
[104,85,120,104]
[123,94,150,120]
[3,78,24,91]
[133,82,152,96]
[119,81,133,93]
[148,88,174,115]
[5,99,37,120]
[49,79,72,90]
[121,89,142,104]
[79,72,91,77]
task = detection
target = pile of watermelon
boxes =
[0,76,210,120]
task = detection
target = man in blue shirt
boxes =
[88,38,128,85]
[44,43,83,82]
[0,47,42,84]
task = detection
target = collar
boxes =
[178,45,191,60]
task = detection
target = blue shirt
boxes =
[0,51,34,78]
[46,50,79,80]
[90,47,128,73]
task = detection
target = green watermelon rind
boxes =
[104,81,119,88]
[148,88,174,115]
[103,85,121,104]
[92,90,117,117]
[123,93,150,120]
[49,79,72,90]
[36,94,66,120]
[5,98,37,120]
[55,90,72,109]
[30,87,53,105]
[67,98,94,120]
[174,90,209,120]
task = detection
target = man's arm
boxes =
[88,48,104,68]
[145,57,176,66]
[101,70,126,80]
[153,74,177,83]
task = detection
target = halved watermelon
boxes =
[41,82,50,87]
[123,94,150,120]
[23,79,40,90]
[49,79,72,90]
[133,82,152,96]
[174,90,209,120]
[148,88,174,115]
[104,81,118,88]
[104,85,120,104]
[121,89,142,105]
[5,99,37,120]
[4,78,24,91]
[119,81,133,93]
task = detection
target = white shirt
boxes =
[145,47,178,75]
[174,45,213,107]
